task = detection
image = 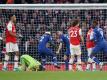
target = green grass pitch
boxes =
[0,71,107,80]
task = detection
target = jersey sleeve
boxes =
[92,29,97,41]
[60,38,63,43]
[79,29,82,36]
[60,35,63,43]
[49,36,53,41]
[90,31,94,40]
[7,22,12,31]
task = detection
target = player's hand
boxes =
[56,51,59,54]
[26,68,32,71]
[0,37,3,40]
[17,34,23,38]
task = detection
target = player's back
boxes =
[93,27,106,43]
[21,55,35,63]
[60,34,70,49]
[38,34,52,48]
[21,55,40,65]
[68,26,81,45]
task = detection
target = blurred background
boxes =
[0,0,107,4]
[0,9,107,63]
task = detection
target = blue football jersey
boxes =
[38,34,52,48]
[93,27,105,43]
[60,34,70,49]
[92,27,107,54]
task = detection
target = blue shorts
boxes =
[38,47,55,58]
[65,48,70,56]
[92,41,107,54]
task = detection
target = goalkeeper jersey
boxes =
[20,55,41,68]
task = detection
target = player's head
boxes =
[33,65,45,71]
[9,14,16,23]
[57,31,63,36]
[72,19,79,27]
[38,65,45,71]
[45,31,51,35]
[92,20,98,28]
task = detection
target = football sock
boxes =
[3,54,9,68]
[14,55,19,68]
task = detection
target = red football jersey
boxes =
[5,21,17,43]
[86,28,95,48]
[68,26,81,45]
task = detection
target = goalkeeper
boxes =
[18,54,44,71]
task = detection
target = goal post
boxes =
[1,4,107,10]
[0,4,107,71]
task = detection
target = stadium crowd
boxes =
[0,9,107,62]
[0,0,107,4]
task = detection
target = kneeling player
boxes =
[38,31,60,69]
[18,54,44,71]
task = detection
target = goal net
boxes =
[0,4,107,71]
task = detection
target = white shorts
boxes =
[6,42,19,53]
[70,44,81,56]
[87,47,94,56]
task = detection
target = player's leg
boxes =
[86,48,91,70]
[64,50,70,71]
[101,41,107,70]
[41,53,46,69]
[92,62,96,71]
[76,46,82,71]
[2,43,11,71]
[103,41,107,56]
[46,48,60,68]
[18,57,26,71]
[64,54,69,71]
[86,48,96,71]
[38,49,46,70]
[90,45,103,70]
[2,53,10,71]
[90,48,96,71]
[76,55,83,71]
[69,55,75,71]
[69,46,75,71]
[13,43,19,71]
[27,63,35,71]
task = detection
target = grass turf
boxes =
[0,71,107,80]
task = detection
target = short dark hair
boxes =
[38,65,45,71]
[72,19,79,26]
[93,20,98,25]
[9,14,14,20]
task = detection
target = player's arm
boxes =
[90,30,97,42]
[26,68,32,71]
[9,31,17,37]
[26,64,34,71]
[7,23,17,37]
[79,29,84,44]
[26,65,39,72]
[0,37,3,40]
[56,42,62,54]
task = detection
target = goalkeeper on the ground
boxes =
[18,54,44,71]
